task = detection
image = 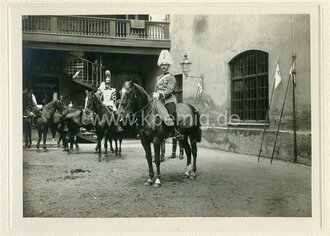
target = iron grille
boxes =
[230,50,269,122]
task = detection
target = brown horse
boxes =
[118,81,201,187]
[85,91,122,161]
[33,99,65,151]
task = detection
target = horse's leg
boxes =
[96,128,104,161]
[27,121,32,147]
[190,136,198,179]
[50,124,56,145]
[104,133,108,156]
[153,137,162,187]
[36,127,42,151]
[110,137,115,153]
[68,133,74,153]
[42,125,48,150]
[160,140,165,162]
[182,135,192,177]
[74,134,79,150]
[141,136,154,186]
[114,137,118,157]
[179,141,184,160]
[118,135,122,157]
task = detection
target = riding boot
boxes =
[172,115,183,141]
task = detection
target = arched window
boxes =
[229,50,269,122]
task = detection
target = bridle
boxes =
[119,84,156,122]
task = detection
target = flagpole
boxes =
[257,76,276,162]
[292,58,297,163]
[270,56,296,164]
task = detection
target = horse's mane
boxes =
[93,92,111,114]
[133,83,150,103]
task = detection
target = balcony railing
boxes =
[22,15,170,40]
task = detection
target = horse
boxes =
[85,90,120,160]
[118,81,202,187]
[65,107,93,153]
[33,99,65,151]
[107,125,123,157]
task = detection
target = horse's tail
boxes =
[187,104,202,143]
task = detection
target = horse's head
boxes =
[118,81,139,118]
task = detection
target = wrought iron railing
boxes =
[22,15,170,40]
[64,56,101,87]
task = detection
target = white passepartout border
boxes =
[1,0,329,235]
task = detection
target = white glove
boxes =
[152,92,160,100]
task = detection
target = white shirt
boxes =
[102,88,117,111]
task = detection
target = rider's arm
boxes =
[111,89,117,101]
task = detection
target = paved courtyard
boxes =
[23,133,311,218]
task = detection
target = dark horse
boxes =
[33,99,64,151]
[118,81,201,187]
[85,91,122,160]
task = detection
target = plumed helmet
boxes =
[157,50,173,67]
[105,77,111,84]
[105,70,111,76]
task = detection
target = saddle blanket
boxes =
[154,101,197,129]
[81,110,94,126]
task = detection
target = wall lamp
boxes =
[179,53,204,105]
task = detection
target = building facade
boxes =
[169,14,311,164]
[23,15,171,107]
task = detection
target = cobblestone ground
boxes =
[23,132,311,217]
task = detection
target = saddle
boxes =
[81,110,94,126]
[154,101,196,129]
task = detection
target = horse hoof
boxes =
[153,183,161,188]
[118,154,121,158]
[43,149,48,152]
[144,181,153,186]
[36,149,41,153]
[190,173,197,179]
[179,155,184,160]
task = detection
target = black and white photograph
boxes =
[1,1,329,235]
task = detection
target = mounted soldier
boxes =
[24,88,42,120]
[97,70,117,112]
[153,50,182,140]
[97,69,123,133]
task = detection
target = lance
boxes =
[270,55,296,164]
[292,58,297,162]
[257,75,276,162]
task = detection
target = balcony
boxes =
[22,15,170,55]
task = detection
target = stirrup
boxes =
[116,126,124,133]
[174,130,183,141]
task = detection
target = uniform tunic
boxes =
[102,88,117,111]
[155,73,177,104]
